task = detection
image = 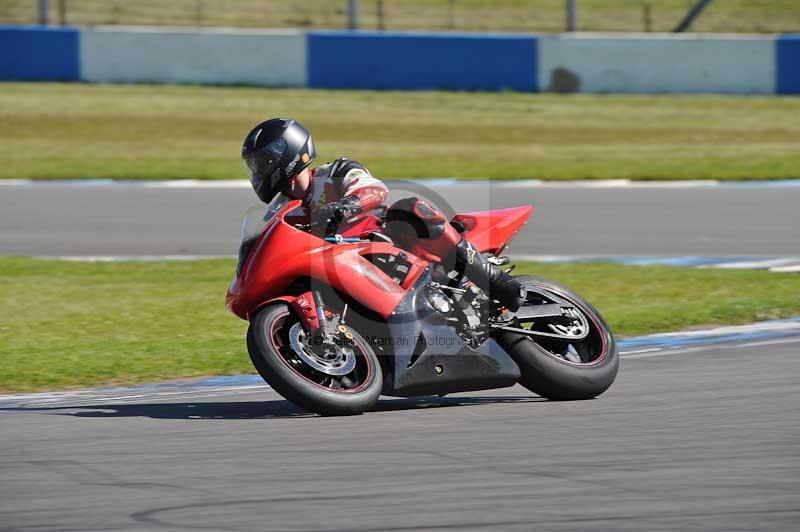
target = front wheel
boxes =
[247,303,383,415]
[496,276,619,400]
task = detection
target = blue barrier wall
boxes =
[308,31,538,92]
[0,26,79,81]
[777,34,800,94]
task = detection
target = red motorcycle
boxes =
[227,196,618,415]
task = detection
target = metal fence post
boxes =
[447,0,455,29]
[377,0,385,30]
[58,0,66,26]
[566,0,577,31]
[348,0,358,30]
[674,0,714,33]
[38,0,49,25]
[196,0,205,27]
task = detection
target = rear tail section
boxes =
[451,205,533,254]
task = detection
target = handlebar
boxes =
[324,235,370,244]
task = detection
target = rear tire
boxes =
[496,276,619,400]
[247,303,383,415]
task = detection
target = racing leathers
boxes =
[300,158,526,312]
[301,158,388,224]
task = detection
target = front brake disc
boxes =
[288,323,357,376]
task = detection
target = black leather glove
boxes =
[336,195,363,221]
[316,196,363,225]
[312,196,363,236]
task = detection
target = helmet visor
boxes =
[243,138,287,197]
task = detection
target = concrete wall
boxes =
[80,26,306,86]
[538,33,776,94]
[0,25,797,95]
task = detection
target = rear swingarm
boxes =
[492,305,590,341]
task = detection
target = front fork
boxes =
[311,290,329,338]
[291,289,351,345]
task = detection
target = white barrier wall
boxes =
[81,27,307,86]
[538,33,776,94]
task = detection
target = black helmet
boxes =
[241,118,317,203]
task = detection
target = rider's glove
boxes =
[336,195,363,222]
[317,196,363,225]
[311,196,363,236]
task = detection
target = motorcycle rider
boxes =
[241,118,526,312]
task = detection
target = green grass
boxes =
[2,83,799,181]
[1,0,798,33]
[1,257,799,393]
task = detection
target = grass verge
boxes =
[1,257,799,393]
[2,83,799,181]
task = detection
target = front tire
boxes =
[496,276,619,400]
[247,303,383,415]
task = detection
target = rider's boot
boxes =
[454,239,526,312]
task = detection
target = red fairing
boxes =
[340,214,383,238]
[226,200,427,321]
[226,200,533,323]
[452,205,533,254]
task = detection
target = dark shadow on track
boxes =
[1,395,544,420]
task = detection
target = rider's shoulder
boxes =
[313,161,335,177]
[316,157,367,178]
[314,158,373,188]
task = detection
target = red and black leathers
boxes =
[384,197,526,312]
[295,159,525,311]
[302,158,388,219]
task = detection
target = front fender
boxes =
[244,293,323,332]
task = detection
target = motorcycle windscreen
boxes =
[236,196,289,275]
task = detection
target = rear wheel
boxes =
[247,303,382,415]
[496,276,618,400]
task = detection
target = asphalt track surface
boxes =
[2,182,798,531]
[2,336,799,531]
[1,182,798,256]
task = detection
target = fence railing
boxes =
[0,0,796,34]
